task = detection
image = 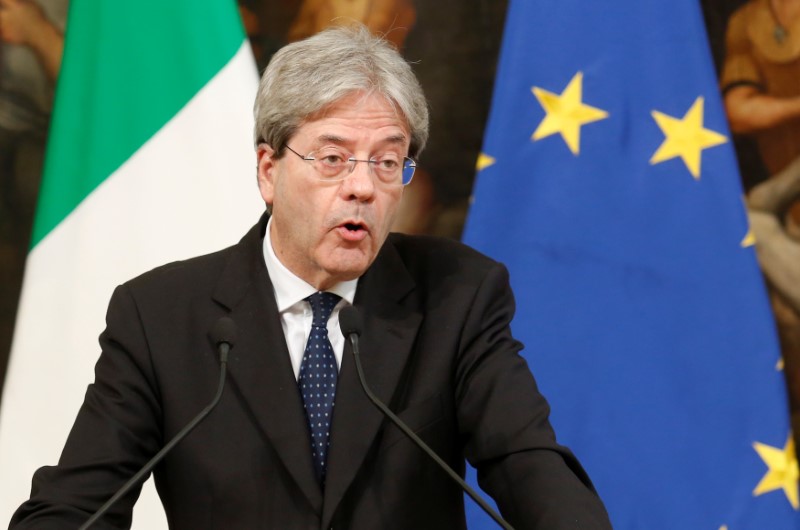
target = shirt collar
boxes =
[263,217,358,311]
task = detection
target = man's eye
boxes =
[376,157,400,170]
[318,152,346,166]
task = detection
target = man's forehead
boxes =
[300,92,410,134]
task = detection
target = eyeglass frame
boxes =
[280,144,417,186]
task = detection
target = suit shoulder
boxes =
[386,232,504,276]
[123,243,238,295]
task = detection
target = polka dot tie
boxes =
[298,291,341,486]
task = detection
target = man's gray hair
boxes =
[253,24,429,158]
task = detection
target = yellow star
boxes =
[531,72,609,155]
[741,227,756,248]
[476,153,496,171]
[720,526,728,530]
[753,434,800,509]
[650,97,727,179]
[741,197,755,247]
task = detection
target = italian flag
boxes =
[0,1,263,527]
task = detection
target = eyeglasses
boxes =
[284,145,416,186]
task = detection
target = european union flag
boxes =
[463,1,798,528]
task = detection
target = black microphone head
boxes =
[210,316,238,348]
[339,305,363,337]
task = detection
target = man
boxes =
[11,26,611,529]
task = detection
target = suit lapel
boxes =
[212,214,323,514]
[322,238,422,527]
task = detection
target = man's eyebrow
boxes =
[313,133,408,146]
[316,134,347,144]
[383,134,408,145]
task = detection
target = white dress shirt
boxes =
[263,218,358,379]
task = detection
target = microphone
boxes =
[79,316,237,530]
[339,306,515,530]
[210,316,237,362]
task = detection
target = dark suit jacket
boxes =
[11,214,611,529]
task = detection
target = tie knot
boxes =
[306,291,341,328]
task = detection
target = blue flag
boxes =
[463,1,798,528]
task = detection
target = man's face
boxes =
[257,92,408,290]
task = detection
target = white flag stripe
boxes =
[0,42,262,528]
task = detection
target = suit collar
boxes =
[211,212,268,311]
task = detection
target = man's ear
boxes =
[256,144,276,205]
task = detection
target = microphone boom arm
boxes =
[347,332,514,530]
[79,340,232,529]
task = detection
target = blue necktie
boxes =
[298,291,341,486]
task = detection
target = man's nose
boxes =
[340,160,376,199]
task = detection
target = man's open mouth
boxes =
[343,222,365,232]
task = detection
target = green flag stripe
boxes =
[32,0,246,248]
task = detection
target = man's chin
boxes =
[317,251,374,284]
